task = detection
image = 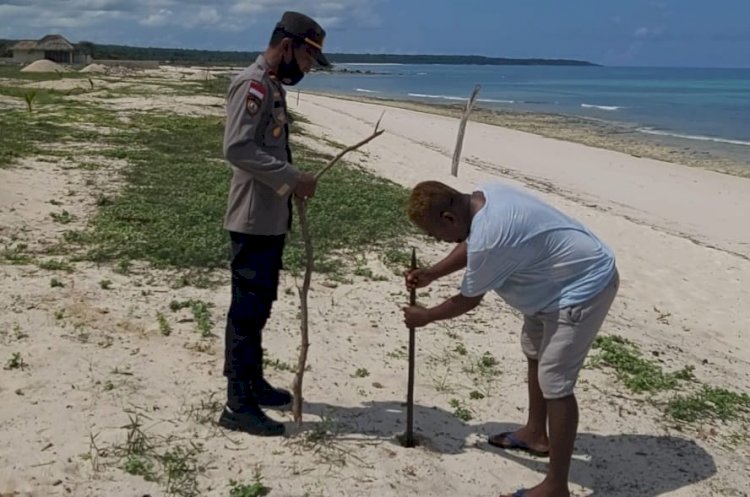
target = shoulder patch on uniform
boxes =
[245,79,266,116]
[247,79,266,101]
[246,95,260,115]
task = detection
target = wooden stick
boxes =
[292,115,386,425]
[292,195,312,425]
[451,84,481,177]
[314,111,385,180]
[404,247,417,447]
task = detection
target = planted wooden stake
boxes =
[451,84,481,177]
[292,112,386,425]
[404,247,417,447]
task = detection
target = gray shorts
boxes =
[521,269,619,399]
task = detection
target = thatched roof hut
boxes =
[11,34,77,64]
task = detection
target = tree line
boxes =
[0,39,597,66]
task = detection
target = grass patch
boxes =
[353,367,370,378]
[123,454,158,481]
[284,146,414,273]
[38,258,74,272]
[157,312,172,336]
[0,90,120,168]
[50,210,77,224]
[0,108,69,167]
[4,352,27,370]
[1,244,34,265]
[84,112,415,273]
[0,66,89,81]
[666,386,750,423]
[87,114,229,267]
[229,470,270,497]
[590,335,694,393]
[448,398,472,421]
[170,299,214,337]
[194,76,230,97]
[97,410,207,496]
[263,356,296,373]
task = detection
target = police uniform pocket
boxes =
[263,103,287,146]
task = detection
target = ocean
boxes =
[298,64,750,149]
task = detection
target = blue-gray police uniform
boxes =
[222,54,298,382]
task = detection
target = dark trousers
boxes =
[223,231,286,381]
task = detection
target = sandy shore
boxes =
[307,91,750,179]
[295,93,750,261]
[1,70,749,497]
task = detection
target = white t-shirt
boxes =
[460,182,615,315]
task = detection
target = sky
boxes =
[1,0,749,67]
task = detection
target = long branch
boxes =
[292,115,386,425]
[451,84,481,177]
[291,196,313,425]
[315,111,386,180]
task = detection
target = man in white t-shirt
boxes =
[403,180,619,497]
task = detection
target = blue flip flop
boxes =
[511,490,526,497]
[488,432,550,458]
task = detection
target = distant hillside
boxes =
[0,39,598,66]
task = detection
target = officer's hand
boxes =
[294,172,317,200]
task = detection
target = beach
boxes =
[305,91,750,179]
[1,67,749,497]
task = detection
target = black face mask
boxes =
[277,50,304,86]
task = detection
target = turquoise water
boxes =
[298,65,750,147]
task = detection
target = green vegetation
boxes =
[229,471,270,497]
[449,398,472,422]
[100,411,206,496]
[666,386,750,423]
[590,335,694,393]
[4,352,27,370]
[78,112,413,273]
[0,86,119,168]
[38,258,74,272]
[169,300,214,337]
[592,334,750,427]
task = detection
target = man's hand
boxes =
[402,305,432,328]
[404,268,435,290]
[294,172,317,199]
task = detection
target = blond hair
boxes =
[407,181,462,229]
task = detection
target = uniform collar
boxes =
[256,54,279,79]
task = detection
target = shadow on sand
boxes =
[294,400,716,497]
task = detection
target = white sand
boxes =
[20,59,70,73]
[79,63,109,74]
[186,70,217,80]
[1,74,748,497]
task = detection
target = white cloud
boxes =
[0,0,378,42]
[228,0,379,29]
[139,9,173,27]
[634,26,664,40]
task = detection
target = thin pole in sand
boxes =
[451,84,481,177]
[404,247,417,448]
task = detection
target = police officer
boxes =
[219,11,330,436]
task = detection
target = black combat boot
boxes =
[218,379,285,436]
[253,377,293,408]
